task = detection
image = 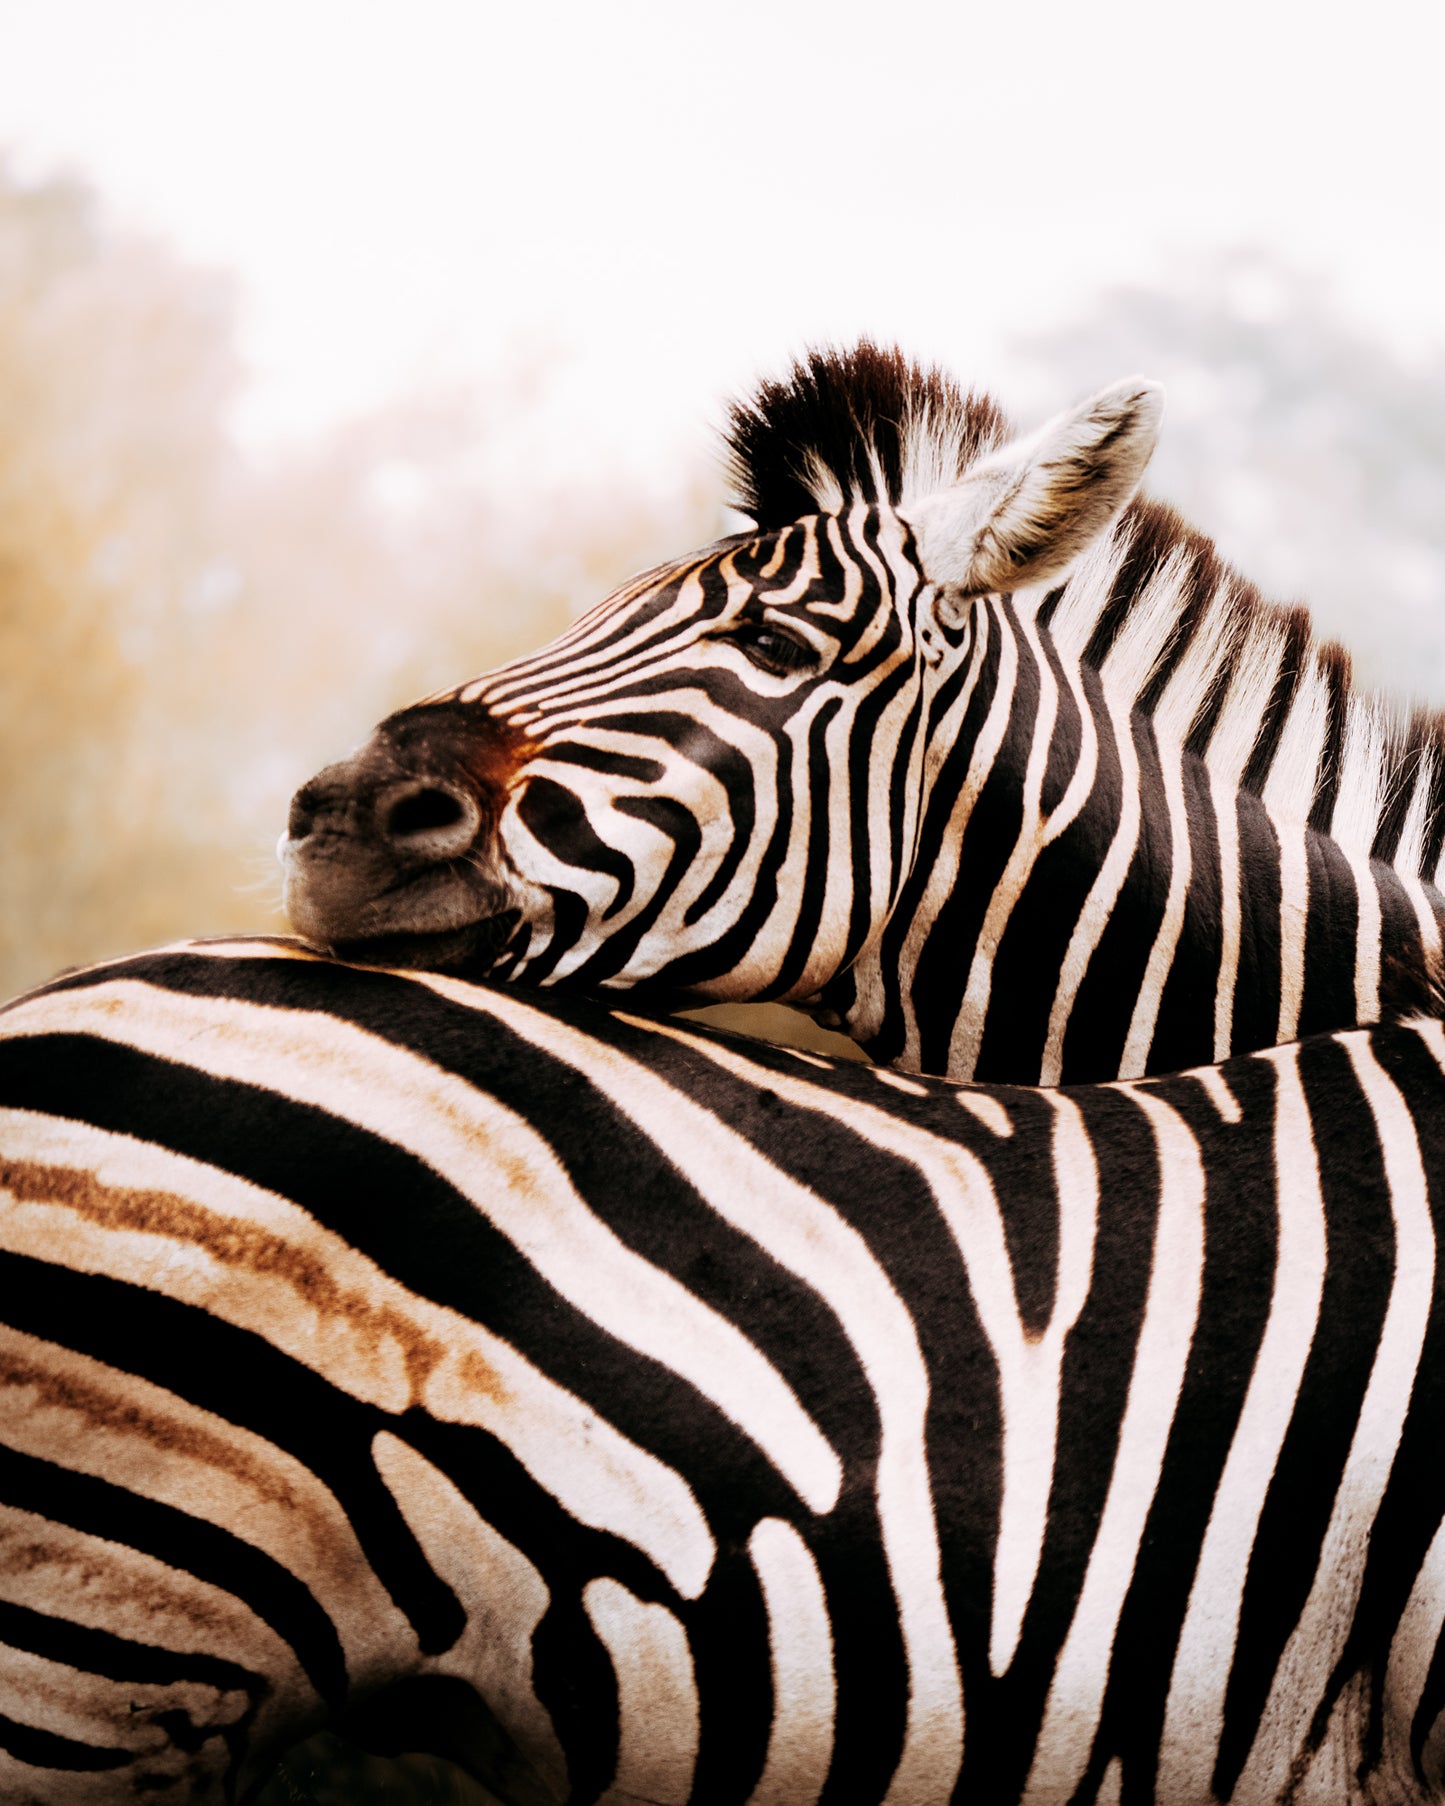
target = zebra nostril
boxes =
[379,781,483,861]
[287,790,318,841]
[389,789,463,837]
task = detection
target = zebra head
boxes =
[281,345,1162,1004]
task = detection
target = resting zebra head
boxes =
[281,346,1161,1010]
[282,343,1445,1084]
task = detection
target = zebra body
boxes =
[281,345,1445,1084]
[4,939,1445,1802]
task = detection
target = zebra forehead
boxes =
[724,340,1012,529]
[595,522,897,627]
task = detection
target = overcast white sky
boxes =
[1,0,1442,469]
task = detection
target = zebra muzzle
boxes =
[280,750,518,972]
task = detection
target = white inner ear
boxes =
[901,376,1164,600]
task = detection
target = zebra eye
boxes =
[730,620,818,676]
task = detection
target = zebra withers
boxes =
[4,938,1445,1803]
[280,343,1445,1084]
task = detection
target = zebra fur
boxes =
[280,344,1445,1085]
[3,937,1445,1802]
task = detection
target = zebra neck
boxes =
[828,708,1445,1087]
[1230,796,1445,1056]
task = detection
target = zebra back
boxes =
[4,938,1445,1802]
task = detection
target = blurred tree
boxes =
[0,163,719,998]
[1007,249,1445,698]
[0,167,242,992]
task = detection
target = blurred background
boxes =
[1,3,1444,1794]
[3,0,1445,1003]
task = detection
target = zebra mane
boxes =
[1044,498,1445,880]
[726,341,1445,882]
[724,341,1011,527]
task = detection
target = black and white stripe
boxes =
[4,938,1445,1802]
[279,344,1445,1085]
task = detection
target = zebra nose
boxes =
[376,780,484,863]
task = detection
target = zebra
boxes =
[280,342,1445,1085]
[4,934,1445,1804]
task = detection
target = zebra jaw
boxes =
[321,912,523,976]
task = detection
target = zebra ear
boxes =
[901,377,1164,598]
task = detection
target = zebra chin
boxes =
[282,855,521,973]
[281,838,522,974]
[326,908,523,976]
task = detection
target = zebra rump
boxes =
[3,937,1444,1803]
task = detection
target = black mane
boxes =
[724,341,1011,529]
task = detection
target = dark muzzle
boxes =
[280,703,524,973]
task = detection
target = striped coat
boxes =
[4,939,1444,1802]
